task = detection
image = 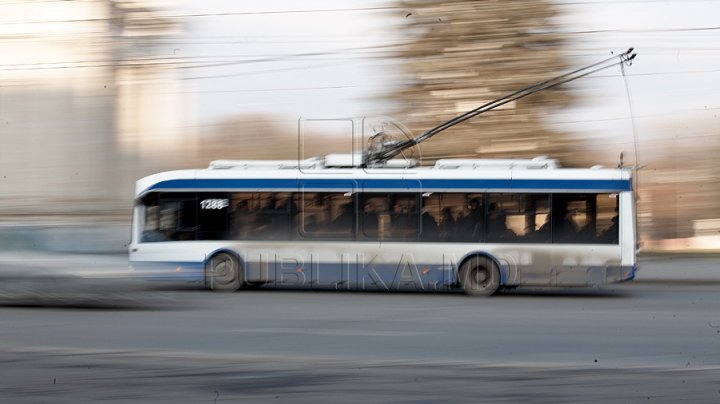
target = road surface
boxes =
[1,255,719,403]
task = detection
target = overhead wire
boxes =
[363,49,638,165]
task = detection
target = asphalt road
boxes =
[1,257,720,403]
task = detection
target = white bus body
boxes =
[129,156,637,295]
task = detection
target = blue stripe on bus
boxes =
[146,178,631,193]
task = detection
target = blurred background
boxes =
[1,0,719,252]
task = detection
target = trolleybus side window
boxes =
[230,193,255,240]
[486,194,517,242]
[260,192,295,240]
[359,193,421,241]
[434,194,462,242]
[229,192,297,240]
[420,193,441,241]
[300,192,354,240]
[141,192,197,242]
[140,193,163,242]
[551,193,618,244]
[389,194,419,240]
[437,193,483,242]
[486,194,551,243]
[527,194,551,243]
[138,190,621,245]
[360,194,387,239]
[595,193,619,244]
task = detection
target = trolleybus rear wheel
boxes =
[206,252,242,292]
[459,255,500,296]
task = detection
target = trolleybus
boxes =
[128,155,637,295]
[128,48,638,295]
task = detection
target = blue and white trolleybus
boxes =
[128,48,639,296]
[129,154,637,295]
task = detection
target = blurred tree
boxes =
[387,0,577,164]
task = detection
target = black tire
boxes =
[459,255,500,296]
[205,252,243,292]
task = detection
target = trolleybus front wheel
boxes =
[459,255,500,297]
[205,252,243,292]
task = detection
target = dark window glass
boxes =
[425,193,553,243]
[551,193,618,244]
[197,192,231,240]
[228,192,297,240]
[597,194,619,244]
[420,194,441,241]
[140,193,162,242]
[389,194,419,240]
[140,192,197,242]
[592,193,619,244]
[436,194,462,242]
[486,194,519,242]
[140,191,620,245]
[486,194,550,243]
[359,193,419,241]
[451,193,485,242]
[360,194,387,239]
[299,192,354,240]
[229,193,255,240]
[551,194,585,243]
[524,194,551,243]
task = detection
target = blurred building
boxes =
[0,0,184,222]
